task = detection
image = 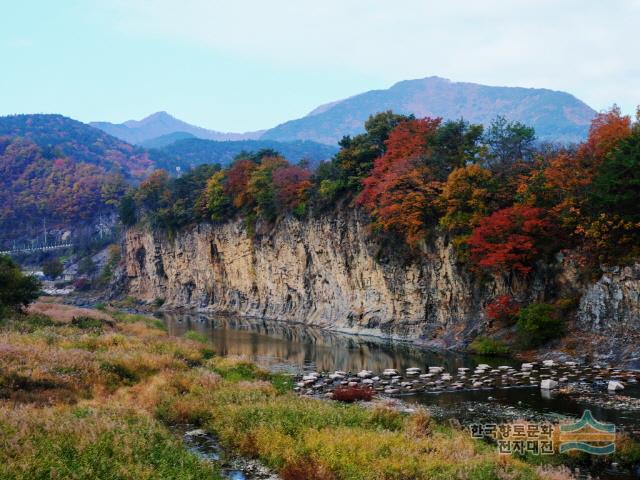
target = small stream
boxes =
[175,426,278,480]
[162,312,640,479]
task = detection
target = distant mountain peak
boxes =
[123,111,176,127]
[263,76,596,145]
[92,112,265,145]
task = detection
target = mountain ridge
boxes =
[91,111,265,145]
[261,76,597,144]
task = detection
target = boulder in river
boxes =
[608,380,625,392]
[540,379,558,390]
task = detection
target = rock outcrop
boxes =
[578,264,640,334]
[120,212,639,349]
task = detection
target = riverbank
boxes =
[0,299,587,480]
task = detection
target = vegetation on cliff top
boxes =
[124,106,640,276]
[120,106,640,349]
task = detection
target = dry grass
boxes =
[0,302,590,480]
[28,301,114,323]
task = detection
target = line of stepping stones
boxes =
[294,360,638,397]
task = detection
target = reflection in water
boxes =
[162,312,502,374]
[162,312,640,437]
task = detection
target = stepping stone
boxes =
[608,381,624,392]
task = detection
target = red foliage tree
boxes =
[272,165,312,211]
[579,106,632,162]
[467,205,555,275]
[224,159,257,209]
[485,295,520,325]
[356,118,443,244]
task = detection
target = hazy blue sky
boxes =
[1,0,638,132]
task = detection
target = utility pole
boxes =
[43,218,47,247]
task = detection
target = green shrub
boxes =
[184,331,208,344]
[468,336,510,356]
[270,373,294,394]
[71,316,105,330]
[516,303,564,346]
[0,255,41,318]
[209,358,265,382]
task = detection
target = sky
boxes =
[1,0,638,132]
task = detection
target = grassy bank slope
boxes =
[0,301,569,479]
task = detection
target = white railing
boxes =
[0,243,73,255]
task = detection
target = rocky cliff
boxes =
[120,212,640,349]
[122,212,543,347]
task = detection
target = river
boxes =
[162,312,640,435]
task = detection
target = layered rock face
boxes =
[121,212,639,348]
[578,264,640,334]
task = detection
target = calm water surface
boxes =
[162,313,640,437]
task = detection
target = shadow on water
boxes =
[162,312,640,436]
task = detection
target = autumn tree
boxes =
[224,159,258,210]
[272,165,312,216]
[357,118,443,244]
[316,111,411,201]
[439,164,495,234]
[485,295,520,327]
[543,106,632,213]
[101,173,128,207]
[579,105,632,162]
[134,169,170,213]
[247,156,289,221]
[467,205,555,275]
[201,170,231,222]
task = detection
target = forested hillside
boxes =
[0,114,153,177]
[0,137,126,244]
[127,106,640,274]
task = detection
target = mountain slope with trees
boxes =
[0,136,127,246]
[0,114,153,177]
[148,137,338,172]
[262,76,596,145]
